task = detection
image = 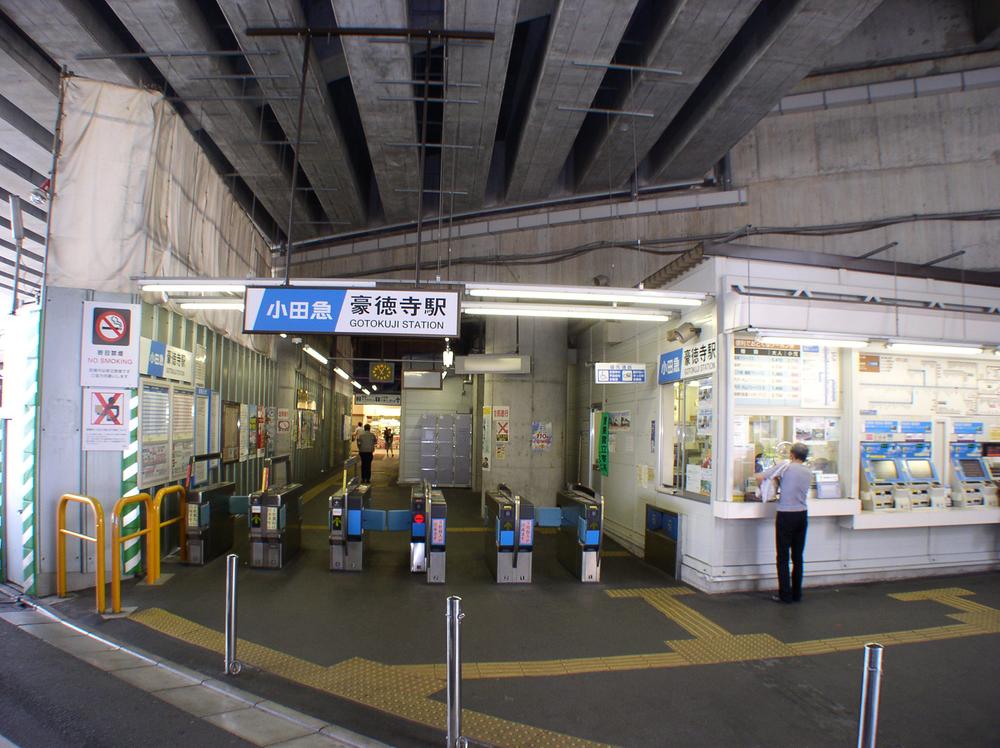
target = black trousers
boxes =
[775,510,808,602]
[359,451,374,482]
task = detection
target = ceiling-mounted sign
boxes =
[354,393,402,405]
[81,301,140,387]
[243,287,459,337]
[658,349,683,384]
[140,338,194,383]
[595,362,647,384]
[658,340,717,384]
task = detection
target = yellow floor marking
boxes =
[600,550,630,558]
[301,474,346,505]
[130,586,1000,747]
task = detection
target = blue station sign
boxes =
[243,287,459,337]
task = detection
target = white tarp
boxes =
[48,77,272,352]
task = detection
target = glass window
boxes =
[662,377,713,496]
[731,415,841,499]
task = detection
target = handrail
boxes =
[56,493,106,614]
[151,485,188,581]
[111,493,154,614]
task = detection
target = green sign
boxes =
[597,412,611,477]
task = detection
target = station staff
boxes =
[357,424,377,483]
[756,442,811,604]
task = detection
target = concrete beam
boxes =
[439,0,519,211]
[0,0,148,86]
[646,0,885,182]
[574,0,755,193]
[506,0,639,202]
[0,14,59,129]
[972,0,1000,46]
[105,0,315,236]
[331,0,420,224]
[216,0,367,228]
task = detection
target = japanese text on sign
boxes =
[595,362,647,384]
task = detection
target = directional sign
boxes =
[595,362,646,384]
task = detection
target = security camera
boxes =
[667,322,701,344]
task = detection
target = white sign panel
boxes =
[353,393,402,405]
[681,341,717,379]
[243,287,459,337]
[595,362,647,384]
[82,388,130,451]
[80,301,140,387]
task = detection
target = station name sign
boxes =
[243,287,459,337]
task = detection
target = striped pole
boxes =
[14,309,40,595]
[0,419,6,581]
[120,390,142,576]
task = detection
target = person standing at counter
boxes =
[756,442,811,604]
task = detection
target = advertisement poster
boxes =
[495,443,507,461]
[82,388,130,451]
[531,421,553,451]
[597,413,610,476]
[608,411,631,432]
[239,404,250,461]
[257,405,266,457]
[80,301,140,388]
[482,406,492,471]
[170,385,195,479]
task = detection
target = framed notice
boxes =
[81,301,140,387]
[82,387,130,451]
[139,379,171,487]
[171,385,195,480]
[222,401,241,464]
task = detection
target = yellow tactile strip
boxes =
[130,586,1000,748]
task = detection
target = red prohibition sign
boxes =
[94,310,128,344]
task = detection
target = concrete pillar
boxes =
[483,318,568,506]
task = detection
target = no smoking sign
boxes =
[92,307,131,346]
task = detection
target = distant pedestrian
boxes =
[352,421,363,453]
[756,442,810,604]
[383,427,394,457]
[357,424,376,482]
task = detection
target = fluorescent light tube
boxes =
[371,385,378,391]
[888,342,983,356]
[351,380,362,390]
[334,367,350,380]
[143,283,246,294]
[362,388,371,395]
[759,335,869,349]
[179,301,244,310]
[463,303,671,322]
[466,288,701,306]
[279,333,287,338]
[302,345,328,365]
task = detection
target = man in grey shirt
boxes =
[357,424,377,483]
[756,442,811,603]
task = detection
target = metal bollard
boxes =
[224,554,242,675]
[446,596,465,748]
[857,643,884,748]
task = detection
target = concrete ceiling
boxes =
[1,0,999,298]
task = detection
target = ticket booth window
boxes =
[661,377,713,497]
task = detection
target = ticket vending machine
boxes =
[485,485,534,584]
[950,456,998,507]
[860,446,911,511]
[329,460,370,572]
[900,457,948,509]
[409,482,447,583]
[983,442,1000,485]
[555,484,603,583]
[184,480,236,565]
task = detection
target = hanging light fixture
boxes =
[442,338,454,368]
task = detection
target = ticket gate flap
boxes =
[362,508,386,532]
[348,508,363,537]
[577,515,600,548]
[387,509,411,532]
[534,506,562,528]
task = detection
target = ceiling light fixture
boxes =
[333,367,350,380]
[463,302,671,322]
[351,380,362,390]
[759,335,869,349]
[362,388,371,395]
[371,384,378,391]
[178,301,245,311]
[143,283,247,294]
[302,345,328,365]
[443,338,454,368]
[465,283,703,307]
[887,342,984,356]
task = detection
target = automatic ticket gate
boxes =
[485,485,534,584]
[409,481,447,584]
[329,457,370,572]
[555,484,604,583]
[184,480,236,565]
[249,455,303,569]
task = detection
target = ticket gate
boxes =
[183,480,236,565]
[485,485,534,584]
[248,482,304,568]
[555,484,604,582]
[409,481,447,583]
[330,457,370,572]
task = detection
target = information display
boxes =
[139,379,171,487]
[171,385,195,479]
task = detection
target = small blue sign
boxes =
[658,349,683,384]
[900,421,932,434]
[595,363,647,384]
[145,340,166,378]
[953,422,983,435]
[864,420,898,434]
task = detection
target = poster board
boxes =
[222,401,241,463]
[139,378,171,487]
[170,385,195,480]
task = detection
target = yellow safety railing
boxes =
[56,494,106,614]
[111,493,154,614]
[151,485,187,582]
